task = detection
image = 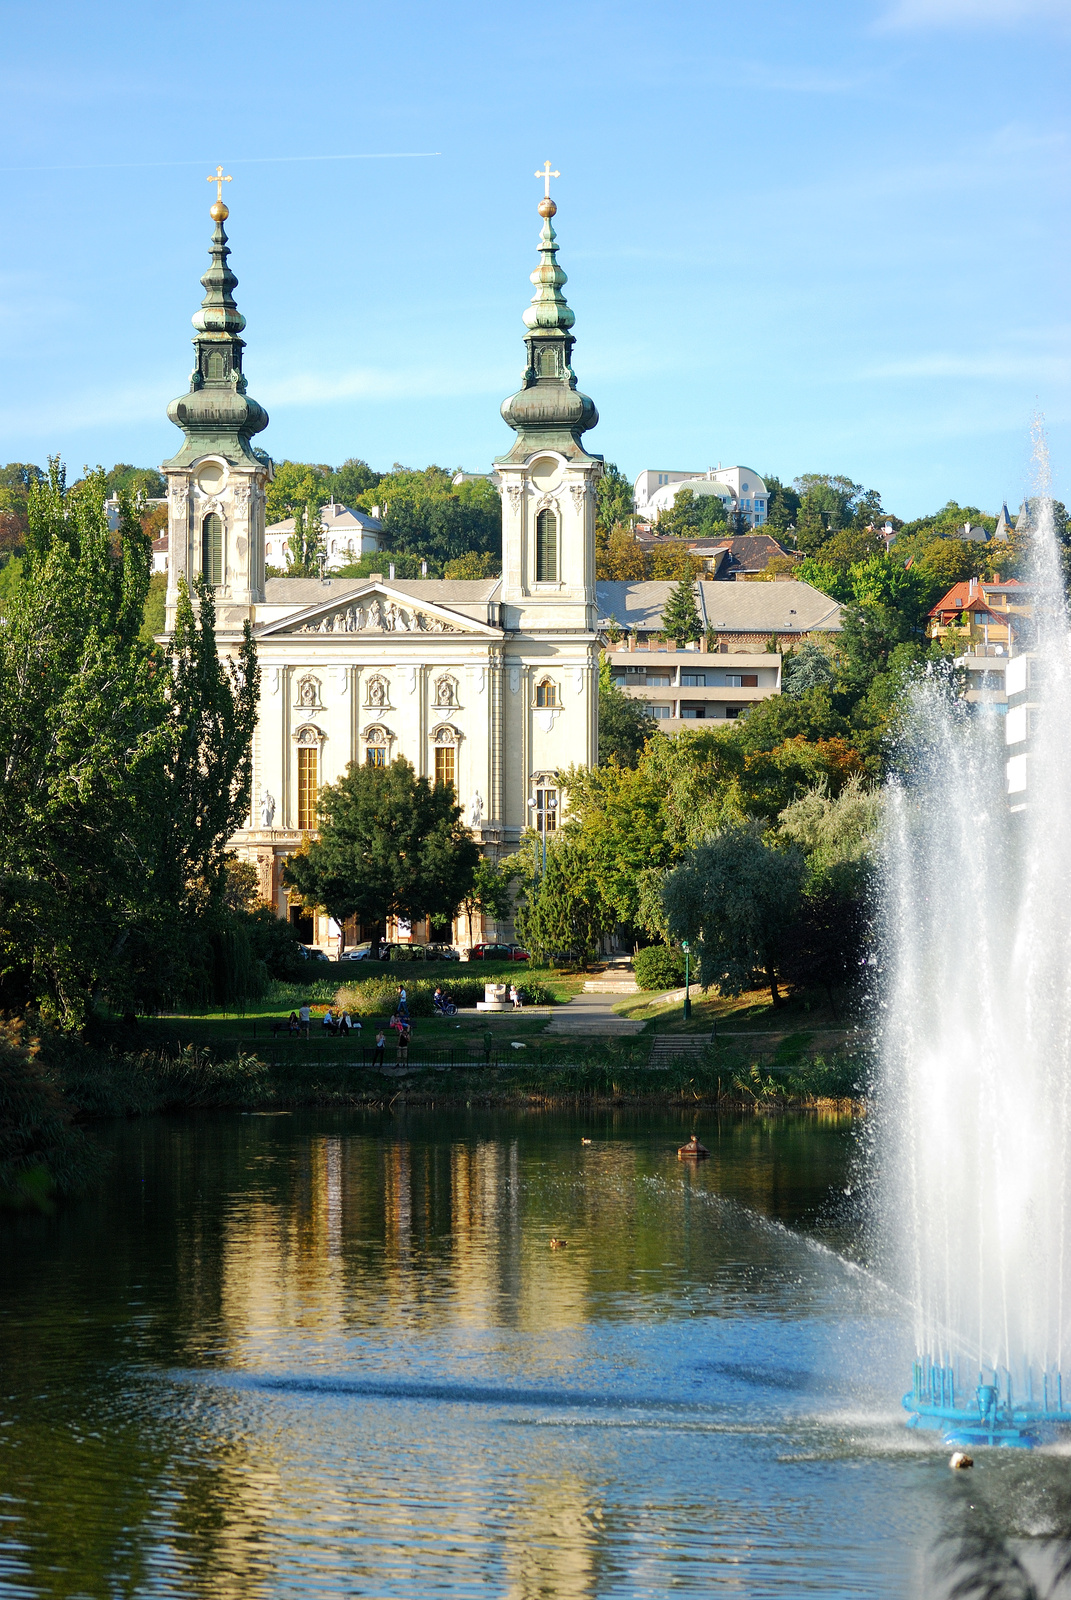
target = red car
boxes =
[468,942,530,962]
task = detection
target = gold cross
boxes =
[535,160,559,199]
[207,165,232,201]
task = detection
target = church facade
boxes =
[160,183,602,945]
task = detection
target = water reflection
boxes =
[0,1109,961,1597]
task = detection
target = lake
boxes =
[0,1108,1016,1597]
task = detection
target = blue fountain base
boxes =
[904,1363,1071,1450]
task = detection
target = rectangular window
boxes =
[535,679,559,707]
[365,746,386,768]
[645,673,671,687]
[725,706,742,719]
[644,703,672,719]
[434,745,456,790]
[297,747,318,829]
[536,509,557,583]
[536,787,558,830]
[202,513,223,587]
[681,673,706,687]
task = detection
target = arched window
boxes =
[202,513,223,586]
[296,739,318,830]
[433,727,457,792]
[536,509,557,583]
[206,351,225,380]
[535,678,558,708]
[365,726,388,768]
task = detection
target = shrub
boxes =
[334,975,555,1014]
[633,945,688,991]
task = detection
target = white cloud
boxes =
[877,0,1068,31]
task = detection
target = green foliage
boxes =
[563,755,678,927]
[333,551,436,580]
[762,475,800,534]
[595,461,634,533]
[284,756,480,935]
[633,945,687,991]
[104,463,166,500]
[0,554,26,609]
[444,550,501,579]
[334,974,554,1015]
[0,461,259,1025]
[465,858,515,923]
[597,655,653,768]
[791,473,886,557]
[288,495,326,575]
[140,572,166,642]
[264,459,332,525]
[0,1018,102,1208]
[328,457,380,503]
[781,642,837,699]
[660,823,806,1003]
[660,576,702,646]
[657,486,728,539]
[514,833,616,965]
[356,466,500,566]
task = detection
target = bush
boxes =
[334,975,555,1014]
[633,945,688,991]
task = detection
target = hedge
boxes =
[633,945,689,991]
[334,975,555,1015]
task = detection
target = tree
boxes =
[283,757,479,946]
[763,475,800,535]
[660,577,702,646]
[597,655,653,768]
[327,457,380,503]
[444,550,501,579]
[514,833,615,966]
[647,542,701,581]
[265,460,332,525]
[358,466,501,566]
[0,462,258,1023]
[781,642,837,699]
[104,464,167,500]
[563,755,678,927]
[288,494,325,575]
[595,462,634,533]
[462,857,515,934]
[657,487,728,539]
[659,824,805,1004]
[596,523,647,580]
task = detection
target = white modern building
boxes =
[633,467,770,527]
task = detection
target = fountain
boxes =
[878,427,1071,1449]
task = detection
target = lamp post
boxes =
[528,792,558,876]
[682,939,691,1021]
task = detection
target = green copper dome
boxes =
[163,207,269,469]
[496,199,599,467]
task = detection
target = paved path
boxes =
[543,992,644,1036]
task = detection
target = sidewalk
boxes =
[543,992,644,1036]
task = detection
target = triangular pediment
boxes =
[257,582,501,639]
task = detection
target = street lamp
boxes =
[682,939,691,1021]
[528,792,558,876]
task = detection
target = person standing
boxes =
[372,1029,386,1067]
[397,1024,410,1068]
[397,985,409,1020]
[299,1001,311,1039]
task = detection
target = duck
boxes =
[949,1451,973,1470]
[581,1138,592,1146]
[550,1238,568,1249]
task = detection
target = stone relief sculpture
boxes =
[298,678,318,707]
[295,725,320,746]
[367,599,383,629]
[295,603,461,636]
[366,675,388,708]
[569,483,586,513]
[259,792,276,828]
[435,675,456,707]
[468,791,484,828]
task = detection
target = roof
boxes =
[265,500,383,536]
[929,581,1008,618]
[263,576,500,605]
[595,578,842,634]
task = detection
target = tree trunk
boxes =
[769,971,781,1006]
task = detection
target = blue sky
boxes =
[1,0,1068,518]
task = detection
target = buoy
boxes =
[550,1238,567,1249]
[949,1451,974,1470]
[678,1135,710,1160]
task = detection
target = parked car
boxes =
[298,945,329,962]
[468,942,530,962]
[426,944,460,962]
[340,942,375,961]
[384,942,428,961]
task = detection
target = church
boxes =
[160,175,602,947]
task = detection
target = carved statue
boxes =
[299,679,317,706]
[367,600,382,629]
[437,677,454,706]
[468,791,484,828]
[385,602,399,632]
[259,792,276,828]
[368,677,386,707]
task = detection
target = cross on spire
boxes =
[207,165,232,202]
[535,160,559,199]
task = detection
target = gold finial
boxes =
[207,164,232,221]
[535,159,559,218]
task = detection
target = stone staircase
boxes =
[647,1034,713,1069]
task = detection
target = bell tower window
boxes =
[536,509,557,583]
[206,350,225,380]
[202,513,223,586]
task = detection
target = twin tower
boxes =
[160,175,604,640]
